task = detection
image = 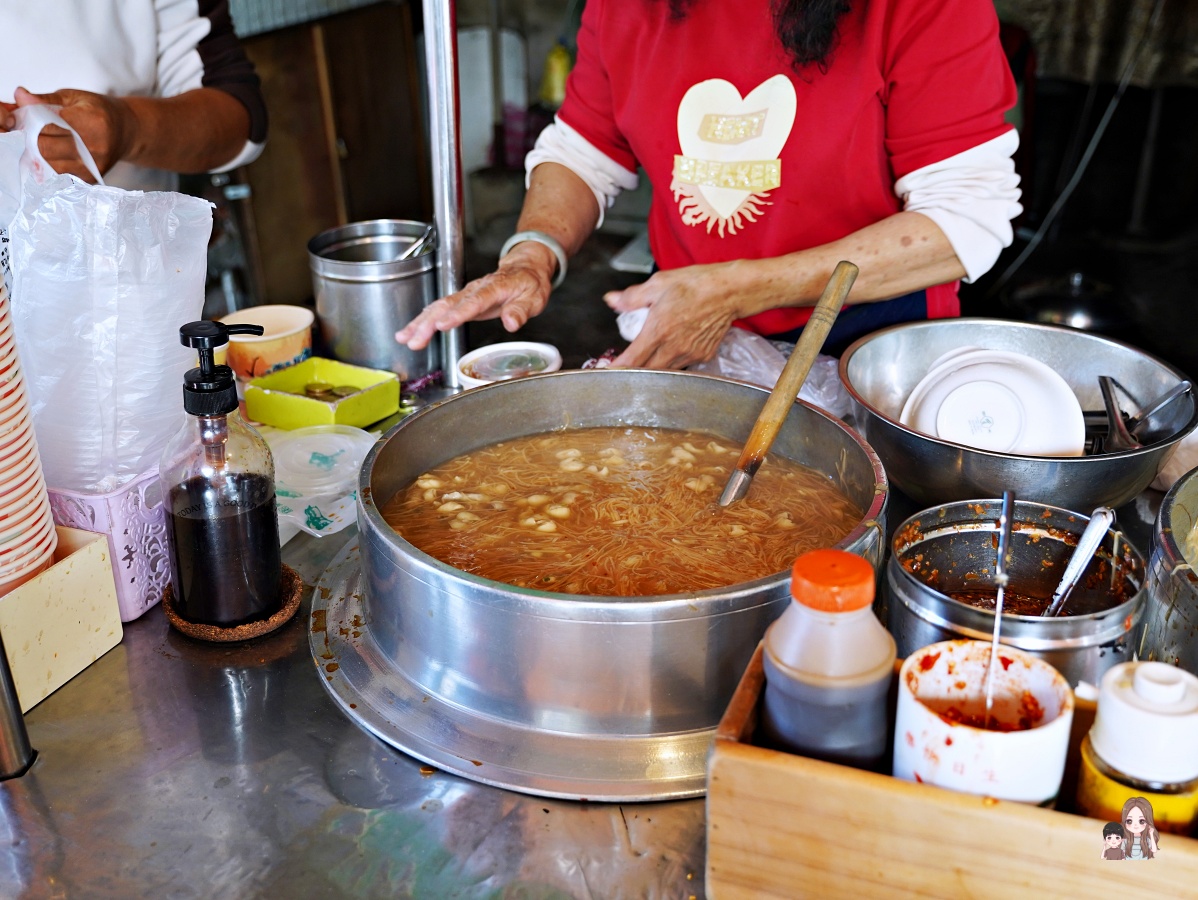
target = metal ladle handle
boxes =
[984,490,1015,717]
[396,223,436,261]
[1042,506,1116,617]
[1098,376,1143,452]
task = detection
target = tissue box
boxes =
[48,468,170,622]
[0,526,123,712]
[245,357,400,429]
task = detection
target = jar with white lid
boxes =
[1076,661,1198,834]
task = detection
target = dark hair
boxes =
[663,0,853,71]
[1103,822,1123,839]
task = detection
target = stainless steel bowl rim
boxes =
[887,557,1140,649]
[358,368,889,618]
[1155,472,1197,576]
[308,218,436,281]
[839,317,1198,460]
[888,498,1145,633]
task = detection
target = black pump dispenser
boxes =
[162,319,282,628]
[180,321,263,416]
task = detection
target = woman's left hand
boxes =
[604,262,744,369]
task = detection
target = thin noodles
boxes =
[381,427,862,596]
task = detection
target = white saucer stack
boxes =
[900,346,1086,457]
[0,281,57,595]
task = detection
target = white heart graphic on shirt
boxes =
[676,75,797,222]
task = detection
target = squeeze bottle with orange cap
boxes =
[760,548,896,769]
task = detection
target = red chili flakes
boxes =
[999,655,1013,670]
[920,652,941,672]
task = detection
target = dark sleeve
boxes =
[196,0,268,143]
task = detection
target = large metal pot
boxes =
[1141,466,1198,673]
[888,499,1145,687]
[350,369,887,799]
[840,318,1197,510]
[308,219,438,381]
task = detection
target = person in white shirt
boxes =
[0,0,267,191]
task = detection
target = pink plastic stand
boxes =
[48,469,169,622]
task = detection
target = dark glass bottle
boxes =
[160,321,282,626]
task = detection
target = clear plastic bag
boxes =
[618,310,853,420]
[1,105,213,492]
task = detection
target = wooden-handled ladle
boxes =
[718,260,859,507]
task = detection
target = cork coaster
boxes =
[163,564,303,643]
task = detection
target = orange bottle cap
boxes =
[790,549,875,612]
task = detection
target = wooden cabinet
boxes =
[239,2,432,306]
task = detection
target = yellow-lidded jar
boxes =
[1075,661,1198,834]
[1077,734,1198,834]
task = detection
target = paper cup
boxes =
[893,640,1074,804]
[0,445,40,491]
[0,546,53,598]
[0,516,55,568]
[0,425,34,465]
[219,305,315,380]
[0,472,50,526]
[0,511,54,571]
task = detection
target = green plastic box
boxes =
[245,357,399,430]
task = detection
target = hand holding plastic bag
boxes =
[1,105,213,492]
[618,309,853,420]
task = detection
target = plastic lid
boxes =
[268,425,376,496]
[790,549,875,612]
[1090,661,1198,784]
[457,342,562,388]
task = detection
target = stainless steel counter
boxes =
[2,488,1164,898]
[4,529,706,899]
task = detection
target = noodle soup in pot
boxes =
[382,426,862,596]
[356,370,887,753]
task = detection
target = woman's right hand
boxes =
[395,242,557,351]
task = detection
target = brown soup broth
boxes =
[381,426,863,597]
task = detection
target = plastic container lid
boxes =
[1089,661,1198,784]
[457,342,562,389]
[790,549,875,612]
[268,425,376,496]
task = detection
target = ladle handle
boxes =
[729,261,858,478]
[1043,506,1115,617]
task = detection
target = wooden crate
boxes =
[706,644,1198,898]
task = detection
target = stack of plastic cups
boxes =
[0,281,57,596]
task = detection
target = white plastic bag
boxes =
[618,309,854,419]
[2,105,213,492]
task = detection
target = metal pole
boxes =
[0,632,33,779]
[422,0,466,390]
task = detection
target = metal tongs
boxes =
[1090,377,1192,454]
[984,491,1015,718]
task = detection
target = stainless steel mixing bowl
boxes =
[1141,464,1198,674]
[343,369,888,800]
[840,318,1197,510]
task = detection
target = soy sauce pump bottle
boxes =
[160,321,282,626]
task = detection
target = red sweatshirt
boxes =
[557,0,1017,334]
